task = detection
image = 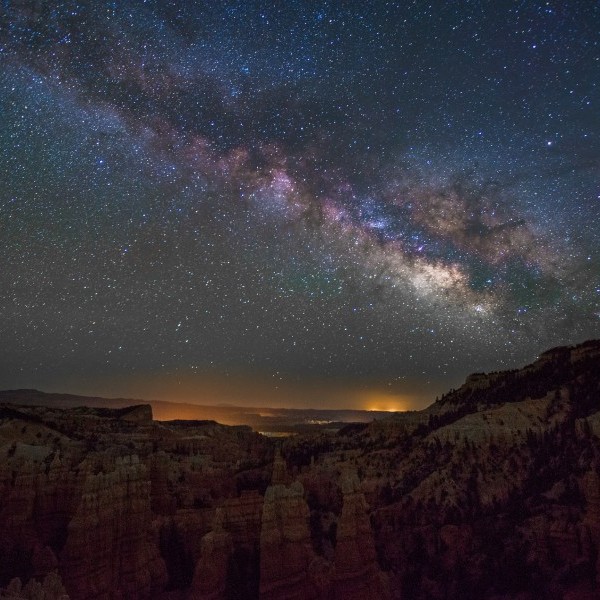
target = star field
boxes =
[0,1,599,408]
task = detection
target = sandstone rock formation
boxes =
[188,491,265,600]
[0,572,69,600]
[220,490,264,548]
[332,470,389,600]
[149,452,176,515]
[60,456,168,599]
[270,450,289,486]
[0,403,269,599]
[189,509,233,600]
[259,482,317,600]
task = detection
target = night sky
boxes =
[1,1,599,410]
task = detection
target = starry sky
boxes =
[0,1,599,410]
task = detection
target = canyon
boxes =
[1,339,599,599]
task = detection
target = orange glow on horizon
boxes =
[361,392,407,413]
[58,370,442,413]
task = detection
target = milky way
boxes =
[1,1,599,406]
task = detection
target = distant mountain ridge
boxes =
[0,388,392,433]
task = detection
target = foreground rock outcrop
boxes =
[332,471,389,600]
[189,509,233,600]
[60,456,167,599]
[259,480,317,600]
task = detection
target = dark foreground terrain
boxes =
[1,340,600,599]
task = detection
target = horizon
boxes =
[4,336,595,414]
[2,337,596,413]
[2,372,444,412]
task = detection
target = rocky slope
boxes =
[294,338,600,599]
[0,403,270,599]
[1,339,599,599]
